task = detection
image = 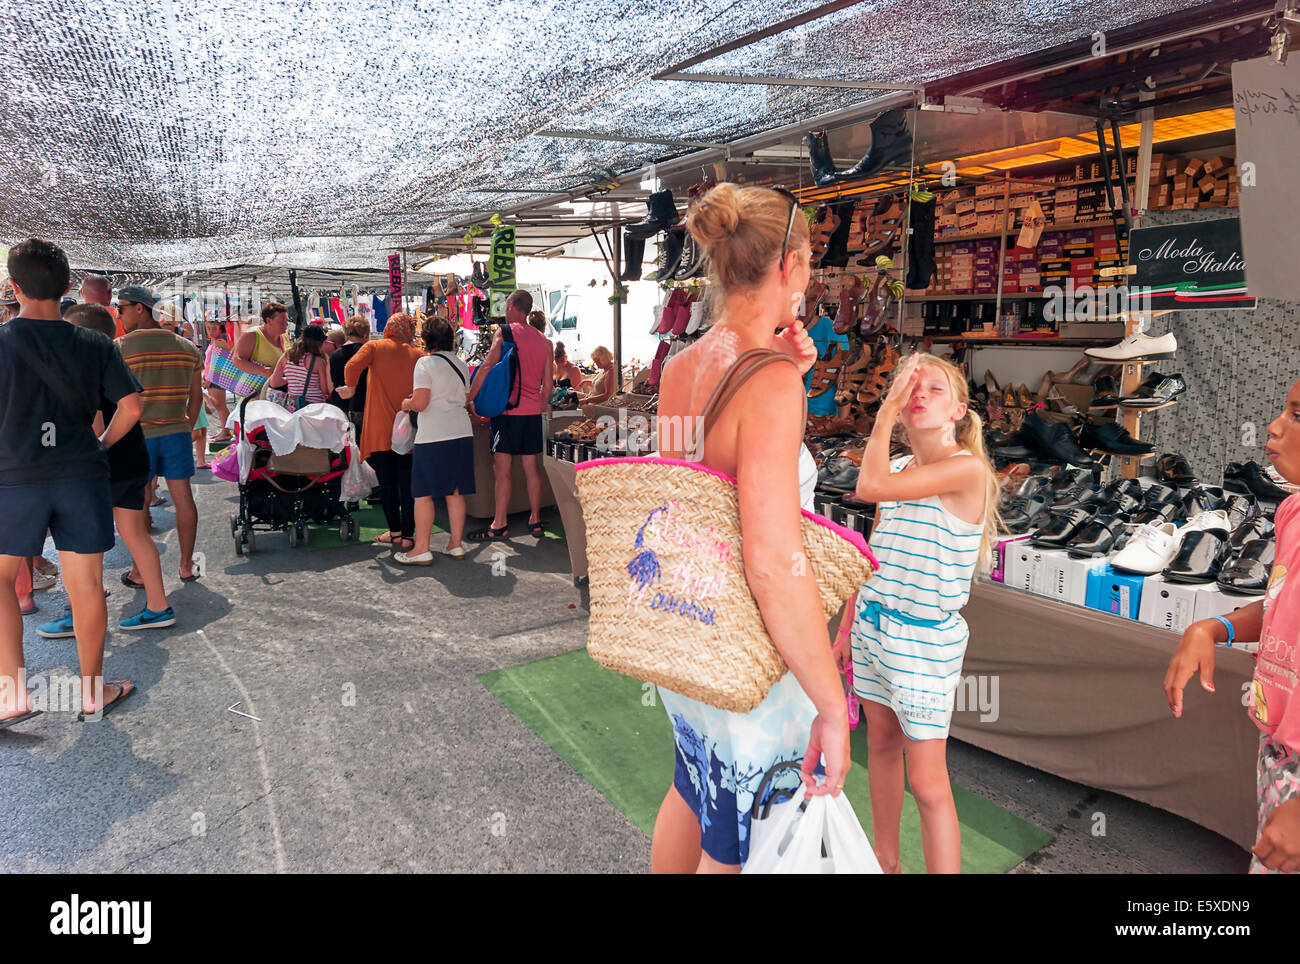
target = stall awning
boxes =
[0,0,1249,271]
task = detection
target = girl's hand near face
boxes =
[880,354,920,416]
[772,319,817,376]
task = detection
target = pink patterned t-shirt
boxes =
[1255,494,1300,753]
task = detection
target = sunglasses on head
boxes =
[772,186,800,269]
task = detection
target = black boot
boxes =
[654,227,686,281]
[804,129,838,187]
[904,196,936,289]
[836,109,914,181]
[626,189,678,240]
[818,201,857,269]
[619,235,646,281]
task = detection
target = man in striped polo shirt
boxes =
[117,286,203,583]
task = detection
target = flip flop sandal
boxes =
[78,680,135,722]
[835,346,872,406]
[19,603,38,616]
[121,571,146,589]
[855,197,905,263]
[807,344,844,398]
[808,207,839,264]
[529,521,546,537]
[797,281,828,323]
[832,277,863,335]
[858,272,897,336]
[467,525,508,542]
[0,709,41,730]
[372,532,402,547]
[180,572,201,583]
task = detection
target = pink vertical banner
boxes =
[388,254,403,317]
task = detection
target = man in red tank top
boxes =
[466,290,553,540]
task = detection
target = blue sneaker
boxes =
[37,609,75,639]
[119,606,176,631]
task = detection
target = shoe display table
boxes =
[952,580,1259,850]
[465,418,557,520]
[541,454,588,581]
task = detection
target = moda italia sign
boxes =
[1127,217,1255,311]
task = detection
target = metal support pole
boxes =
[612,224,623,388]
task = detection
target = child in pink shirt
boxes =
[1166,376,1300,873]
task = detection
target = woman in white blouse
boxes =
[396,317,475,564]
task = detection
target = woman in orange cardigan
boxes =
[342,314,423,551]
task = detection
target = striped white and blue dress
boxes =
[850,453,982,740]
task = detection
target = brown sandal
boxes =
[807,343,844,398]
[808,207,840,265]
[856,196,905,263]
[835,345,871,407]
[833,275,863,335]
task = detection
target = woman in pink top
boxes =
[1166,375,1300,873]
[203,318,233,442]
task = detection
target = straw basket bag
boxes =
[575,349,876,713]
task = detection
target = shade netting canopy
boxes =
[0,0,1212,271]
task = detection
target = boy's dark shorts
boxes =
[0,477,114,556]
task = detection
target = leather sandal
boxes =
[808,207,839,265]
[833,276,863,335]
[835,345,871,407]
[858,270,896,336]
[807,343,844,398]
[855,196,905,263]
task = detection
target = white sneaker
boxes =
[1084,331,1177,362]
[649,305,664,335]
[685,301,705,335]
[1110,522,1180,575]
[31,571,56,592]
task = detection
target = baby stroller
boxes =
[227,397,360,554]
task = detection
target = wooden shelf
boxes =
[1117,398,1181,413]
[923,337,1119,348]
[934,218,1132,245]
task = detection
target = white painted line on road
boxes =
[227,701,263,722]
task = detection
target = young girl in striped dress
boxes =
[846,352,1001,874]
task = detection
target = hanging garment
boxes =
[372,293,389,332]
[905,196,937,290]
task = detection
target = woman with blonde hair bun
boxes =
[579,345,616,405]
[650,182,849,873]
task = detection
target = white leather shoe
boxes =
[1085,331,1177,362]
[1110,522,1180,575]
[1182,508,1231,535]
[685,301,705,334]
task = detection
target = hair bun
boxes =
[687,183,741,247]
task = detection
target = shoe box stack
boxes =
[1149,153,1239,211]
[811,492,873,536]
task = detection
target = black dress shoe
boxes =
[1002,494,1050,534]
[1119,372,1186,408]
[1094,493,1142,518]
[1092,375,1120,406]
[1020,411,1098,467]
[1077,420,1156,455]
[1163,528,1232,584]
[1050,467,1093,492]
[1229,515,1275,551]
[1031,507,1094,547]
[1224,460,1292,503]
[1008,475,1054,502]
[1130,501,1181,527]
[1217,539,1276,595]
[1157,453,1196,487]
[1141,483,1178,508]
[1181,485,1226,518]
[990,429,1035,460]
[1051,481,1100,510]
[1222,493,1259,532]
[1066,513,1127,558]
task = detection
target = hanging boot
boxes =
[471,261,490,291]
[626,189,679,240]
[653,227,686,281]
[835,108,914,182]
[904,196,936,289]
[619,235,646,281]
[803,129,839,187]
[819,200,857,269]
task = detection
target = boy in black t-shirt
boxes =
[63,304,175,634]
[0,240,142,728]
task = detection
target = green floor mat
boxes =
[480,649,1053,872]
[306,503,389,550]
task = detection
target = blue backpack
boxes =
[474,323,521,418]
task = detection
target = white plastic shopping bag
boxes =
[743,787,882,874]
[391,410,416,455]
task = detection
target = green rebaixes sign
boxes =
[489,227,516,320]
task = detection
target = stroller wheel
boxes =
[339,518,351,542]
[244,527,255,554]
[287,526,298,548]
[229,515,239,538]
[349,517,359,540]
[299,524,310,547]
[234,532,244,557]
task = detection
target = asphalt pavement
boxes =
[0,471,1251,873]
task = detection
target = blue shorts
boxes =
[145,430,195,480]
[411,437,476,499]
[0,477,115,556]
